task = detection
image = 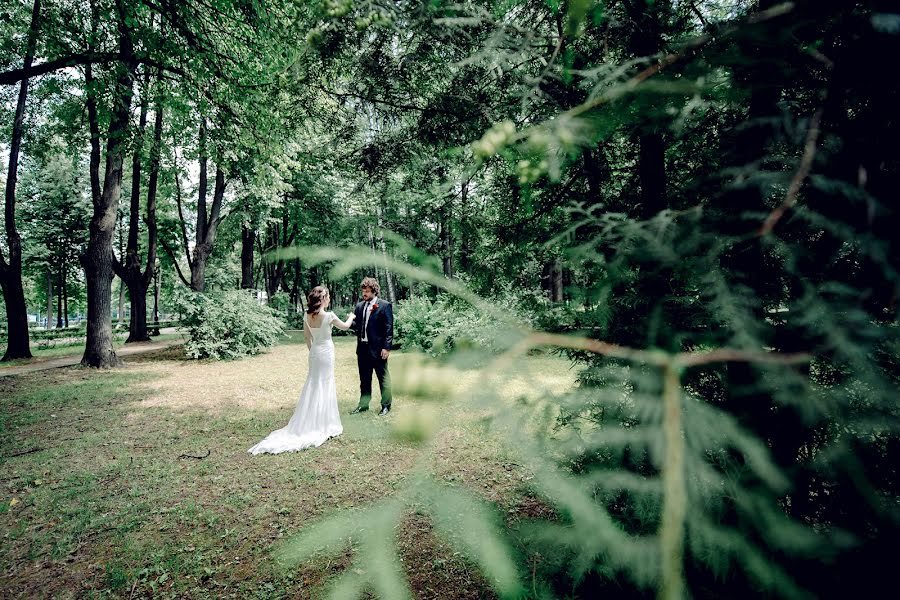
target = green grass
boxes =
[0,336,575,598]
[0,333,185,368]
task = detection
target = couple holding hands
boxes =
[248,277,394,455]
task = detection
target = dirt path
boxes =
[0,336,184,378]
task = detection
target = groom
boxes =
[349,277,394,416]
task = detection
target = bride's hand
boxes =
[346,313,355,321]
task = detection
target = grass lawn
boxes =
[0,333,575,598]
[0,333,186,369]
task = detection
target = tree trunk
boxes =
[290,258,301,310]
[116,68,161,344]
[241,224,255,289]
[458,181,472,272]
[0,0,40,360]
[56,268,63,328]
[583,147,607,207]
[81,3,135,368]
[143,85,162,337]
[374,203,397,301]
[637,131,667,219]
[439,202,453,279]
[189,163,225,293]
[150,264,160,335]
[126,280,148,342]
[46,268,53,329]
[552,259,564,303]
[63,263,69,328]
[116,279,124,326]
[626,1,669,220]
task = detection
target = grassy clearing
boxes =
[0,333,576,598]
[0,333,186,369]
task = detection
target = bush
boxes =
[395,288,544,357]
[173,289,284,360]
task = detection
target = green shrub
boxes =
[173,289,284,360]
[395,289,543,356]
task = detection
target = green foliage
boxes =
[173,290,284,360]
[395,288,541,357]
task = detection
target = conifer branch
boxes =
[758,109,824,236]
[660,362,687,600]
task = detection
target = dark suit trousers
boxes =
[357,343,392,409]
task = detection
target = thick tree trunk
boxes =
[552,259,564,303]
[637,131,666,219]
[626,1,669,220]
[126,280,148,342]
[81,3,135,368]
[241,224,255,289]
[0,0,40,360]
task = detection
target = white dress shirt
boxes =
[362,296,378,342]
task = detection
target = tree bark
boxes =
[46,268,53,329]
[458,181,472,272]
[115,68,161,343]
[63,262,69,328]
[583,147,607,207]
[552,259,564,303]
[81,1,136,368]
[188,153,226,293]
[375,203,396,301]
[0,0,40,360]
[241,223,255,289]
[117,279,125,326]
[626,1,669,220]
[56,268,63,328]
[150,263,160,335]
[439,201,452,279]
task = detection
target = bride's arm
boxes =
[332,311,355,331]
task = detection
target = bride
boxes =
[248,286,355,454]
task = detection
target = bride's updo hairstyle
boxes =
[306,286,329,314]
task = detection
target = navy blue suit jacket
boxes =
[352,299,393,358]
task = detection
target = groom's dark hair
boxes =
[360,277,380,296]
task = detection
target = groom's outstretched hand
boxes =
[381,349,390,360]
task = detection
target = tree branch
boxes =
[0,52,185,86]
[171,148,192,265]
[758,108,823,236]
[159,237,190,287]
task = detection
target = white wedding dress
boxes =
[248,311,343,454]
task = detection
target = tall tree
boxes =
[113,64,162,343]
[0,0,40,361]
[165,119,229,294]
[81,0,138,368]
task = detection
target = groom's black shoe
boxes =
[349,407,368,414]
[378,407,391,416]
